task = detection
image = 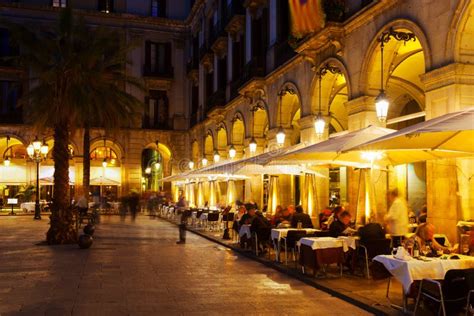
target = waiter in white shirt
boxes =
[384,188,408,247]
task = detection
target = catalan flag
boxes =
[289,0,325,38]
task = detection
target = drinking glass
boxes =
[462,244,470,255]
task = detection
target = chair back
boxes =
[226,212,235,222]
[443,268,474,301]
[360,238,392,259]
[207,212,219,222]
[285,230,307,248]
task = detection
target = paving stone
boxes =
[0,216,371,315]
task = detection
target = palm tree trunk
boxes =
[47,121,77,244]
[83,125,90,198]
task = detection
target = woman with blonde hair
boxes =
[404,223,451,255]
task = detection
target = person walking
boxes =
[384,189,408,247]
[128,191,140,222]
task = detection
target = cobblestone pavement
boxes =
[0,216,371,316]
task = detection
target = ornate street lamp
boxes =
[27,137,48,220]
[201,157,208,167]
[376,27,416,122]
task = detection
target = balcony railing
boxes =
[199,42,211,61]
[210,19,226,46]
[206,89,226,112]
[0,110,22,124]
[142,118,171,130]
[143,65,174,78]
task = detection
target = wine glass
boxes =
[421,245,430,257]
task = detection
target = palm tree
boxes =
[5,9,143,244]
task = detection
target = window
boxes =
[98,0,113,13]
[151,0,166,18]
[145,41,172,76]
[0,28,18,60]
[0,81,22,124]
[52,0,67,8]
[143,90,169,129]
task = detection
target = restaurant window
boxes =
[98,0,113,13]
[145,41,172,76]
[151,0,166,18]
[143,90,169,129]
[52,0,67,8]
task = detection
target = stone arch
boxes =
[450,0,474,63]
[310,57,351,133]
[250,99,269,139]
[231,111,246,145]
[216,122,228,157]
[191,140,200,164]
[204,130,214,161]
[90,137,125,164]
[276,81,302,129]
[360,19,431,123]
[0,135,28,163]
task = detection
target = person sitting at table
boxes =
[275,207,292,227]
[291,205,314,229]
[232,205,246,233]
[404,223,451,255]
[326,206,344,228]
[418,205,427,224]
[287,204,296,217]
[318,206,333,230]
[251,210,272,253]
[239,204,257,226]
[358,217,386,244]
[329,211,356,237]
[271,205,284,226]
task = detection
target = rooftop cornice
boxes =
[0,4,188,33]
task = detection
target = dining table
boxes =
[239,224,252,239]
[271,228,321,262]
[297,236,358,276]
[374,254,474,312]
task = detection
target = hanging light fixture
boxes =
[314,71,325,138]
[375,38,389,122]
[3,136,10,167]
[376,28,416,122]
[213,150,220,163]
[188,160,194,169]
[276,90,286,146]
[249,137,257,153]
[228,145,236,159]
[201,157,208,167]
[102,158,108,168]
[154,162,161,170]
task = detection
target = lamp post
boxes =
[27,137,48,220]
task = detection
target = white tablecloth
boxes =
[239,225,252,238]
[374,254,474,293]
[298,236,358,252]
[20,202,48,212]
[271,228,320,241]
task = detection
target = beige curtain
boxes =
[267,176,280,215]
[301,173,319,217]
[196,182,204,208]
[188,182,195,207]
[209,180,217,208]
[226,180,236,206]
[355,168,377,225]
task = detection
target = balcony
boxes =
[143,65,174,78]
[199,43,214,69]
[210,20,228,55]
[206,89,226,112]
[142,118,171,130]
[224,1,245,35]
[230,57,266,97]
[0,110,22,124]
